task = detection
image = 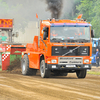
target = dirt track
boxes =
[0,70,100,100]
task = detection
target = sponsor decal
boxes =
[66,43,85,45]
[54,43,85,46]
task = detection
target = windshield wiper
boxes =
[76,39,90,42]
[51,37,65,42]
[64,39,77,42]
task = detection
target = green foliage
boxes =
[76,0,94,21]
[91,0,100,37]
[77,0,100,38]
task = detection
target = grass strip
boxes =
[87,71,100,75]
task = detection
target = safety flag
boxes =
[77,14,83,19]
[36,13,38,19]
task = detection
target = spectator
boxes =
[95,48,99,67]
[0,33,7,41]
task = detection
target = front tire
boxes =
[40,59,50,78]
[76,69,87,78]
[21,54,37,75]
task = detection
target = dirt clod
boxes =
[7,58,21,74]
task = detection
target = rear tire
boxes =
[21,54,37,75]
[76,70,87,78]
[40,59,50,78]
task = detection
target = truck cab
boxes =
[21,19,93,78]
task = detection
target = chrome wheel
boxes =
[41,62,44,73]
[40,59,50,78]
[22,60,26,72]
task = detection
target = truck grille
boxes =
[58,57,83,65]
[52,46,90,56]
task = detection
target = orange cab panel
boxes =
[28,52,40,69]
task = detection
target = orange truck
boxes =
[21,18,94,78]
[0,19,26,70]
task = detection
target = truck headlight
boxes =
[84,59,89,63]
[51,59,57,63]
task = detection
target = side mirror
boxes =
[43,32,47,40]
[43,27,48,40]
[91,30,94,38]
[43,27,48,32]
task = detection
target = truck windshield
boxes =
[0,30,12,43]
[50,27,90,43]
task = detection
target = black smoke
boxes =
[46,0,63,19]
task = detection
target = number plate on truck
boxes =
[66,65,76,67]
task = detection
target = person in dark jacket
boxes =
[95,48,99,67]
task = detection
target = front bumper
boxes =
[46,64,91,71]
